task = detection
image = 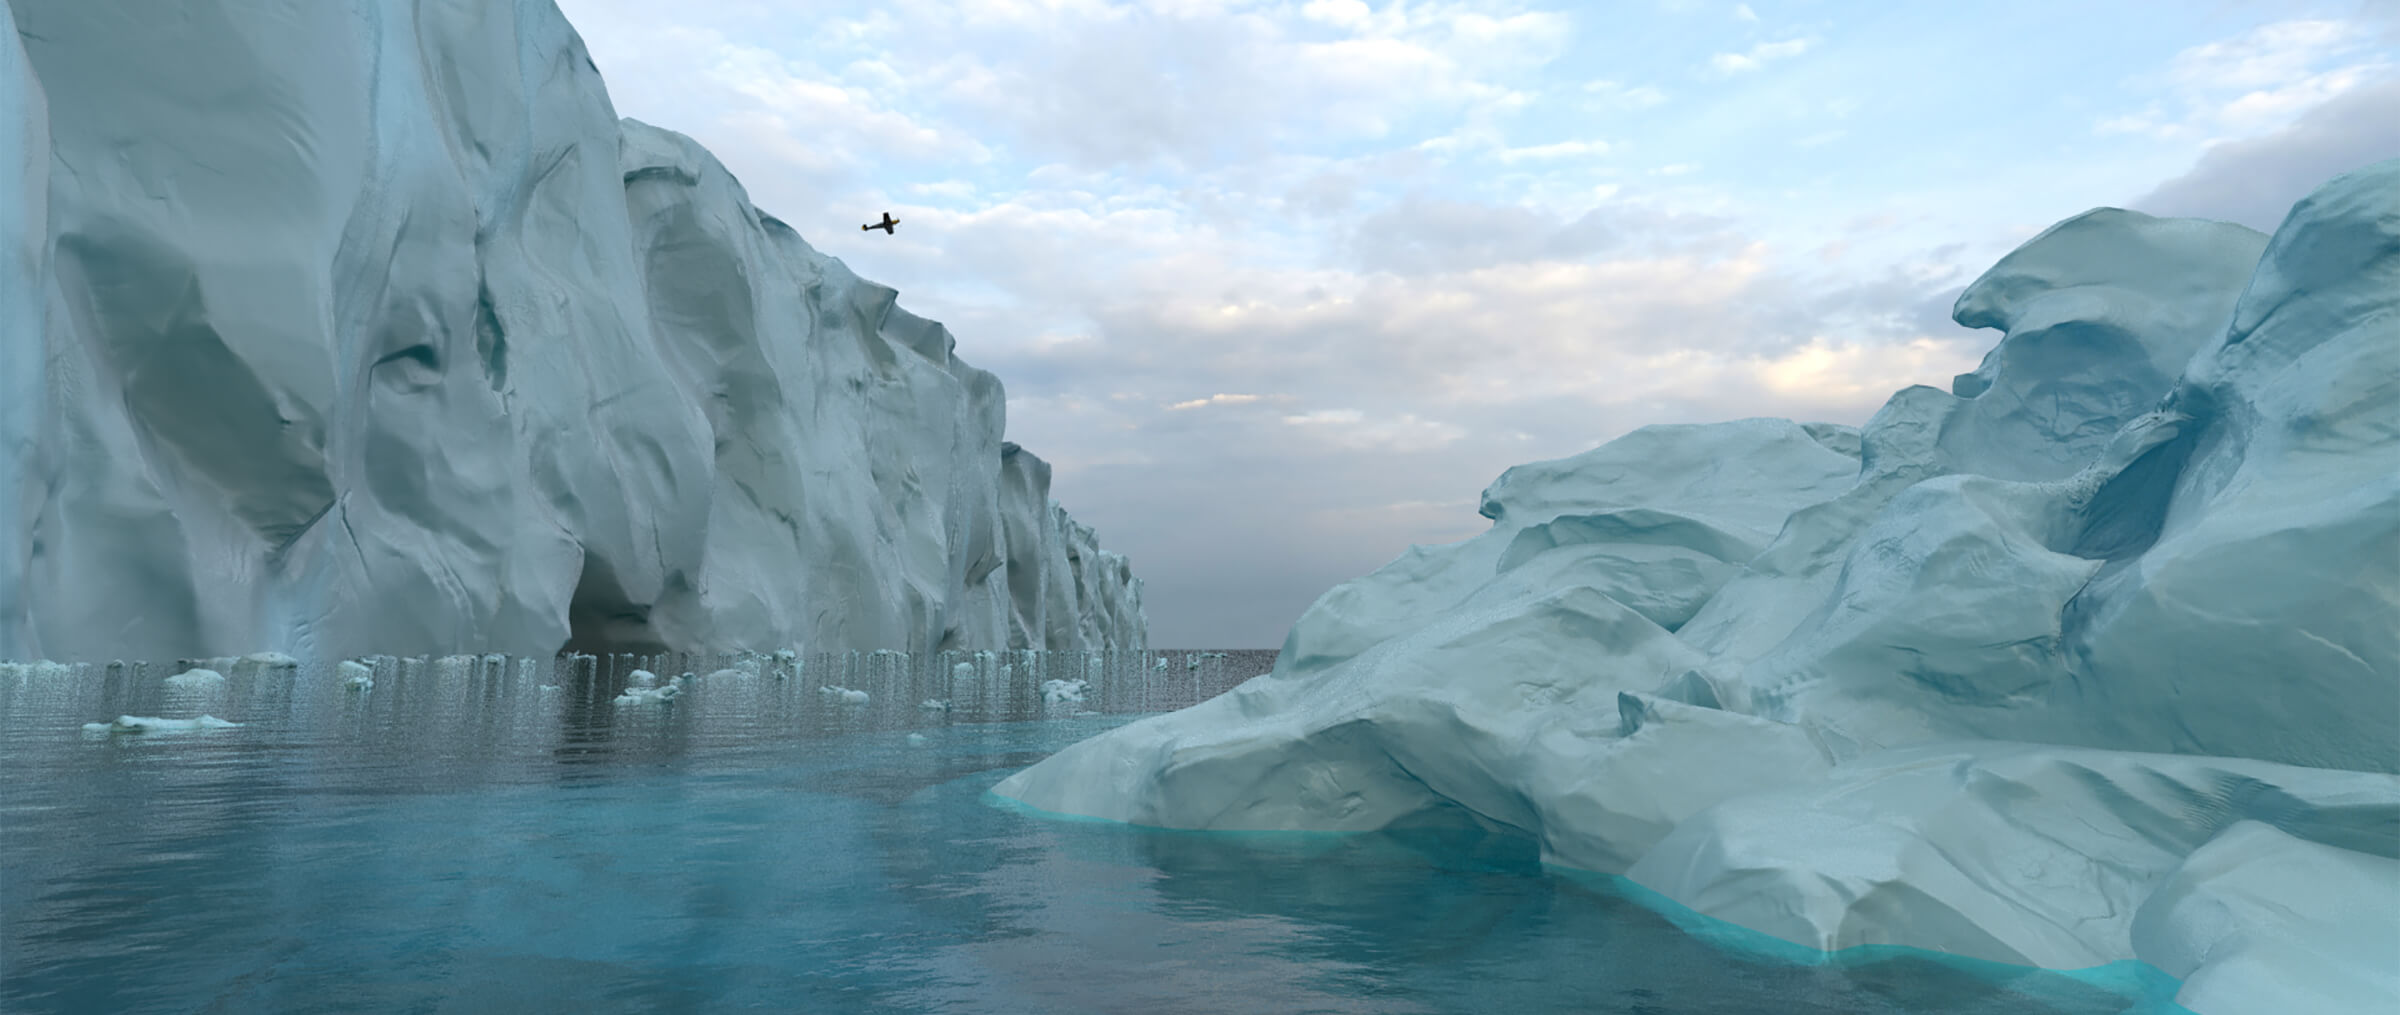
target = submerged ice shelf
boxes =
[995,160,2400,1015]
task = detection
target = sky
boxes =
[551,0,2400,649]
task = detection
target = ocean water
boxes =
[0,650,2186,1014]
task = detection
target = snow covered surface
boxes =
[996,160,2400,1015]
[0,0,1142,664]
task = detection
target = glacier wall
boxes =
[0,0,1144,662]
[997,160,2400,1015]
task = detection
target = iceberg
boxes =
[0,0,1143,664]
[995,160,2400,1015]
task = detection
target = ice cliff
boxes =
[997,160,2400,1014]
[0,0,1144,662]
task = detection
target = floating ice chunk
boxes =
[242,652,299,668]
[538,684,561,694]
[614,670,687,705]
[1155,657,1169,671]
[820,685,870,704]
[338,660,375,691]
[1040,679,1088,705]
[952,661,974,680]
[614,683,681,706]
[907,732,930,745]
[164,667,225,688]
[83,714,240,733]
[920,698,952,711]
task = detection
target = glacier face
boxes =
[0,0,1143,662]
[996,160,2400,1015]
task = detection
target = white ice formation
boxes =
[162,668,226,688]
[81,715,241,734]
[997,161,2400,1015]
[1040,679,1090,706]
[613,669,684,706]
[0,0,1143,664]
[819,685,871,705]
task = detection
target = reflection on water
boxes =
[0,652,2183,1014]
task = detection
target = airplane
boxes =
[862,211,898,234]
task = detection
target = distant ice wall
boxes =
[0,0,46,669]
[0,0,1144,661]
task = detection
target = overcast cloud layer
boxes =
[555,0,2399,648]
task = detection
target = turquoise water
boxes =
[1,653,2183,1014]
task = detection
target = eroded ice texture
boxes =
[996,161,2400,1015]
[0,0,1142,663]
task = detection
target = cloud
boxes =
[1300,0,1374,31]
[2131,75,2400,231]
[1280,168,1361,217]
[910,179,980,200]
[1168,393,1266,410]
[1709,37,1810,74]
[2094,103,2183,139]
[2101,17,2396,140]
[2164,19,2365,94]
[1341,194,1628,275]
[1582,79,1669,109]
[1282,410,1470,452]
[707,44,974,160]
[916,0,1570,172]
[1494,139,1613,162]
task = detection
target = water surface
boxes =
[2,652,2183,1013]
